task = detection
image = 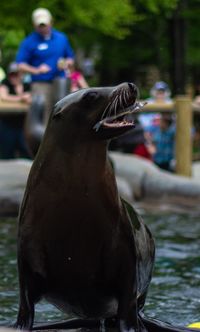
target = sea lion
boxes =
[15,83,195,332]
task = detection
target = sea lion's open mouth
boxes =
[93,83,146,138]
[99,102,146,129]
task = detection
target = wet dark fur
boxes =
[15,83,196,332]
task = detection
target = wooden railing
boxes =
[0,97,199,177]
[0,100,28,113]
[144,97,194,177]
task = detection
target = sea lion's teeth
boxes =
[94,99,145,132]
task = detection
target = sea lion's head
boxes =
[52,82,145,141]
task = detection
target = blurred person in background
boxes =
[192,82,200,160]
[151,113,175,172]
[0,49,5,83]
[192,81,200,107]
[139,81,173,133]
[16,7,74,125]
[0,62,31,159]
[67,62,89,92]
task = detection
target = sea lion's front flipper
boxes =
[32,318,99,330]
[140,313,197,332]
[32,317,117,330]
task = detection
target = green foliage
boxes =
[138,0,177,14]
[0,0,136,65]
[1,30,25,49]
[0,0,199,90]
[52,0,136,39]
[0,29,25,67]
[0,0,179,40]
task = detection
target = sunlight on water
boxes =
[0,212,199,327]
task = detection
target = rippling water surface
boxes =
[0,212,200,327]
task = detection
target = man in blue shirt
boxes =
[16,8,75,124]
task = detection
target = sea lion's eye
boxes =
[82,91,98,102]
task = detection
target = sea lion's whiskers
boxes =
[122,90,128,111]
[119,91,124,110]
[94,85,143,132]
[102,93,120,120]
[107,95,118,119]
[100,101,112,122]
[113,95,119,118]
[122,89,128,109]
[125,89,130,105]
[94,96,119,132]
[118,94,123,112]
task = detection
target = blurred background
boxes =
[0,0,198,97]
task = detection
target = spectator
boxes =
[139,81,173,131]
[192,85,200,156]
[193,125,200,160]
[67,62,89,92]
[192,82,200,107]
[151,114,175,172]
[0,62,31,159]
[0,49,5,83]
[16,7,75,125]
[0,67,5,83]
[133,130,156,161]
[82,57,95,78]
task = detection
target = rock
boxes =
[110,152,158,199]
[110,152,200,206]
[192,161,200,182]
[1,155,200,216]
[115,176,134,202]
[0,159,31,216]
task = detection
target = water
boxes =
[0,212,200,327]
[142,212,200,327]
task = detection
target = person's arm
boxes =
[0,85,22,102]
[57,58,74,71]
[18,62,51,75]
[0,84,31,104]
[77,74,89,89]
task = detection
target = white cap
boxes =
[32,8,52,26]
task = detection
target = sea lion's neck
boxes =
[32,137,118,204]
[36,135,110,178]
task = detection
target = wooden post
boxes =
[175,96,192,177]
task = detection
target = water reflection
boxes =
[0,213,199,327]
[143,212,200,326]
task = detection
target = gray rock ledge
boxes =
[0,154,200,217]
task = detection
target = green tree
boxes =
[0,0,135,68]
[0,0,183,92]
